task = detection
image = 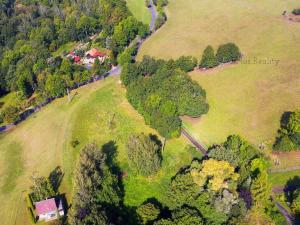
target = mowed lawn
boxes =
[138,0,300,147]
[126,0,151,24]
[0,77,199,225]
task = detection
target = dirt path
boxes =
[181,127,207,155]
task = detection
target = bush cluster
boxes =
[292,8,300,15]
[273,109,300,151]
[121,55,208,138]
[199,43,241,69]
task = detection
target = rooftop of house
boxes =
[85,48,106,58]
[35,198,57,215]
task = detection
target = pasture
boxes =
[138,0,300,147]
[126,0,151,24]
[0,77,199,224]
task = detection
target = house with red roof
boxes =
[35,198,64,222]
[83,48,108,65]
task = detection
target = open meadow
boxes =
[0,77,200,225]
[126,0,151,24]
[138,0,300,148]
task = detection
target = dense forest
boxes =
[0,0,148,99]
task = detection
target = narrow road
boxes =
[107,0,157,77]
[181,128,207,155]
[149,0,157,32]
[273,198,294,225]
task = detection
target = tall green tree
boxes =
[70,143,122,225]
[199,45,219,68]
[126,133,162,176]
[136,202,160,224]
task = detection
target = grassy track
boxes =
[138,0,300,147]
[0,77,199,224]
[269,170,300,187]
[126,0,151,24]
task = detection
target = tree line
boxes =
[199,43,241,69]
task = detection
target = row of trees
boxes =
[199,43,241,69]
[273,109,300,151]
[121,55,208,138]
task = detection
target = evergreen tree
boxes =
[199,45,219,68]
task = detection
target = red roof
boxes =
[86,48,106,58]
[35,198,57,215]
[74,56,81,62]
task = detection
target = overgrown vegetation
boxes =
[126,133,162,176]
[121,55,208,138]
[292,8,300,15]
[273,109,300,151]
[154,0,168,30]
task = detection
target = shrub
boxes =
[216,43,241,63]
[71,139,80,148]
[199,45,219,68]
[137,202,160,224]
[2,105,20,124]
[273,110,300,151]
[155,11,167,30]
[0,112,3,124]
[292,8,300,15]
[175,56,197,72]
[273,135,296,151]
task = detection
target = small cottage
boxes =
[35,198,64,222]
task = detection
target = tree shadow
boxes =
[284,176,300,203]
[101,141,139,225]
[149,134,162,148]
[48,166,64,193]
[280,111,292,129]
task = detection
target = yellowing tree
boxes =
[190,159,239,191]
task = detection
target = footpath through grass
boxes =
[138,0,300,147]
[0,77,199,224]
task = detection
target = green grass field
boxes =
[138,0,300,147]
[0,77,200,224]
[126,0,151,25]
